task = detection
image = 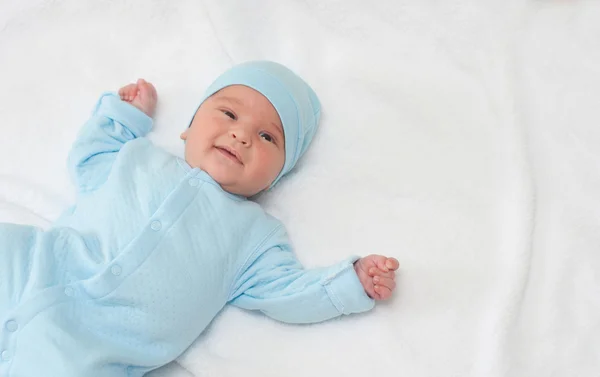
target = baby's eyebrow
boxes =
[271,122,284,140]
[217,96,244,106]
[271,122,285,142]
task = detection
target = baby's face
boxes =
[181,85,285,197]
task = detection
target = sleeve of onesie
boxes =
[67,92,153,192]
[228,244,375,324]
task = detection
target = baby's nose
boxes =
[230,129,250,145]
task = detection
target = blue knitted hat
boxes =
[192,61,321,187]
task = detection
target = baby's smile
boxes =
[215,145,243,165]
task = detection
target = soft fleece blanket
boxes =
[0,1,598,376]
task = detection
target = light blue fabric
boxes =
[191,61,321,187]
[0,93,373,377]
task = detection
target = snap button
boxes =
[188,178,199,187]
[1,350,10,361]
[150,220,162,231]
[111,265,122,276]
[64,287,75,297]
[5,320,17,332]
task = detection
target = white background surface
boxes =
[1,1,599,376]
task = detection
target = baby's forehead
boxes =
[211,85,263,101]
[212,85,274,108]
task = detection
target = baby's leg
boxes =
[0,223,41,316]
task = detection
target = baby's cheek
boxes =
[258,148,283,179]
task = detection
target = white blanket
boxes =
[1,1,598,376]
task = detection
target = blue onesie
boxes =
[0,62,374,377]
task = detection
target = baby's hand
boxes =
[354,255,399,301]
[118,78,158,118]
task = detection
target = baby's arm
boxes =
[67,79,156,193]
[229,245,381,324]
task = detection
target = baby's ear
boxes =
[180,129,189,140]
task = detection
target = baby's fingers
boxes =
[375,257,399,272]
[368,267,395,280]
[373,284,393,300]
[385,258,400,271]
[118,83,138,101]
[137,79,157,98]
[373,276,396,292]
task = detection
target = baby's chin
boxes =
[216,175,271,197]
[186,159,272,197]
[201,168,253,196]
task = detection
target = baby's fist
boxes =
[118,78,157,118]
[354,255,399,301]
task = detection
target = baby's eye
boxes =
[259,132,274,143]
[222,110,236,120]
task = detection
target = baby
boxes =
[0,61,398,376]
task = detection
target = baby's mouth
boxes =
[215,146,243,165]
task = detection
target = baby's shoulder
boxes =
[108,138,184,184]
[234,200,282,228]
[117,138,173,164]
[119,137,155,155]
[243,203,289,244]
